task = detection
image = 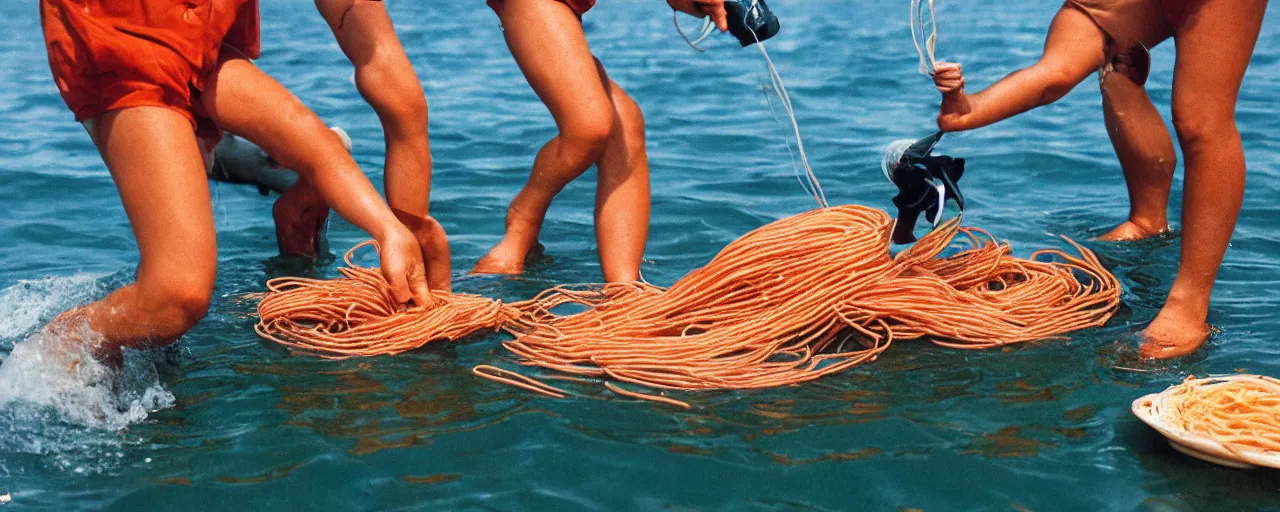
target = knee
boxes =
[1172,104,1237,149]
[274,101,346,166]
[614,93,646,138]
[559,110,616,162]
[1037,64,1085,105]
[166,284,212,329]
[279,99,332,142]
[138,278,214,341]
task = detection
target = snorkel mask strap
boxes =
[676,0,780,52]
[911,0,938,75]
[674,10,718,52]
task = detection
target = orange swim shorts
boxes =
[40,0,261,142]
[487,0,596,17]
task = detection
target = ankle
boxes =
[1161,289,1209,324]
[1127,215,1168,235]
[503,210,543,241]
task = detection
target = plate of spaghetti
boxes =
[1132,375,1280,469]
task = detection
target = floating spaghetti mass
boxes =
[255,241,523,358]
[255,206,1122,401]
[1148,375,1280,456]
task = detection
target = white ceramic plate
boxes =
[1131,375,1280,470]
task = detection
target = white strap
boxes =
[911,0,938,75]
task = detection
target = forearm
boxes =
[941,65,1074,132]
[300,152,402,241]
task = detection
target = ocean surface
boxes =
[2,0,1279,510]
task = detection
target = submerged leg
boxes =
[594,69,650,283]
[473,0,617,275]
[1140,0,1267,358]
[44,107,218,365]
[272,178,330,258]
[1097,46,1176,241]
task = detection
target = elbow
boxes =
[1035,66,1084,106]
[936,114,971,133]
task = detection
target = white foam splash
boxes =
[0,275,105,344]
[0,334,173,433]
[0,276,174,441]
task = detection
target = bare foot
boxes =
[1097,220,1168,241]
[1138,307,1211,359]
[272,185,329,258]
[473,201,547,276]
[472,239,532,275]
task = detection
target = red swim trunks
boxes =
[40,0,261,142]
[487,0,596,17]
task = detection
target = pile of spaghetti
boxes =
[1139,375,1280,466]
[255,206,1122,402]
[256,241,522,358]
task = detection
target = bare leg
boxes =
[1097,53,1176,241]
[44,107,218,365]
[316,0,450,289]
[595,72,650,282]
[934,7,1105,131]
[320,0,433,217]
[472,0,617,276]
[202,54,430,305]
[1140,0,1267,358]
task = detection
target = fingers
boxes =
[381,250,413,306]
[379,232,430,308]
[408,258,431,307]
[932,63,963,82]
[669,0,729,32]
[931,62,965,93]
[391,208,453,294]
[935,76,965,93]
[698,0,729,32]
[423,218,453,293]
[934,61,962,75]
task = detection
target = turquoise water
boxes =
[2,0,1280,509]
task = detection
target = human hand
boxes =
[667,0,729,32]
[392,208,453,293]
[933,61,973,132]
[932,61,965,94]
[377,226,432,308]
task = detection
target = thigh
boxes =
[500,0,613,130]
[90,107,217,287]
[320,0,405,66]
[1170,0,1267,119]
